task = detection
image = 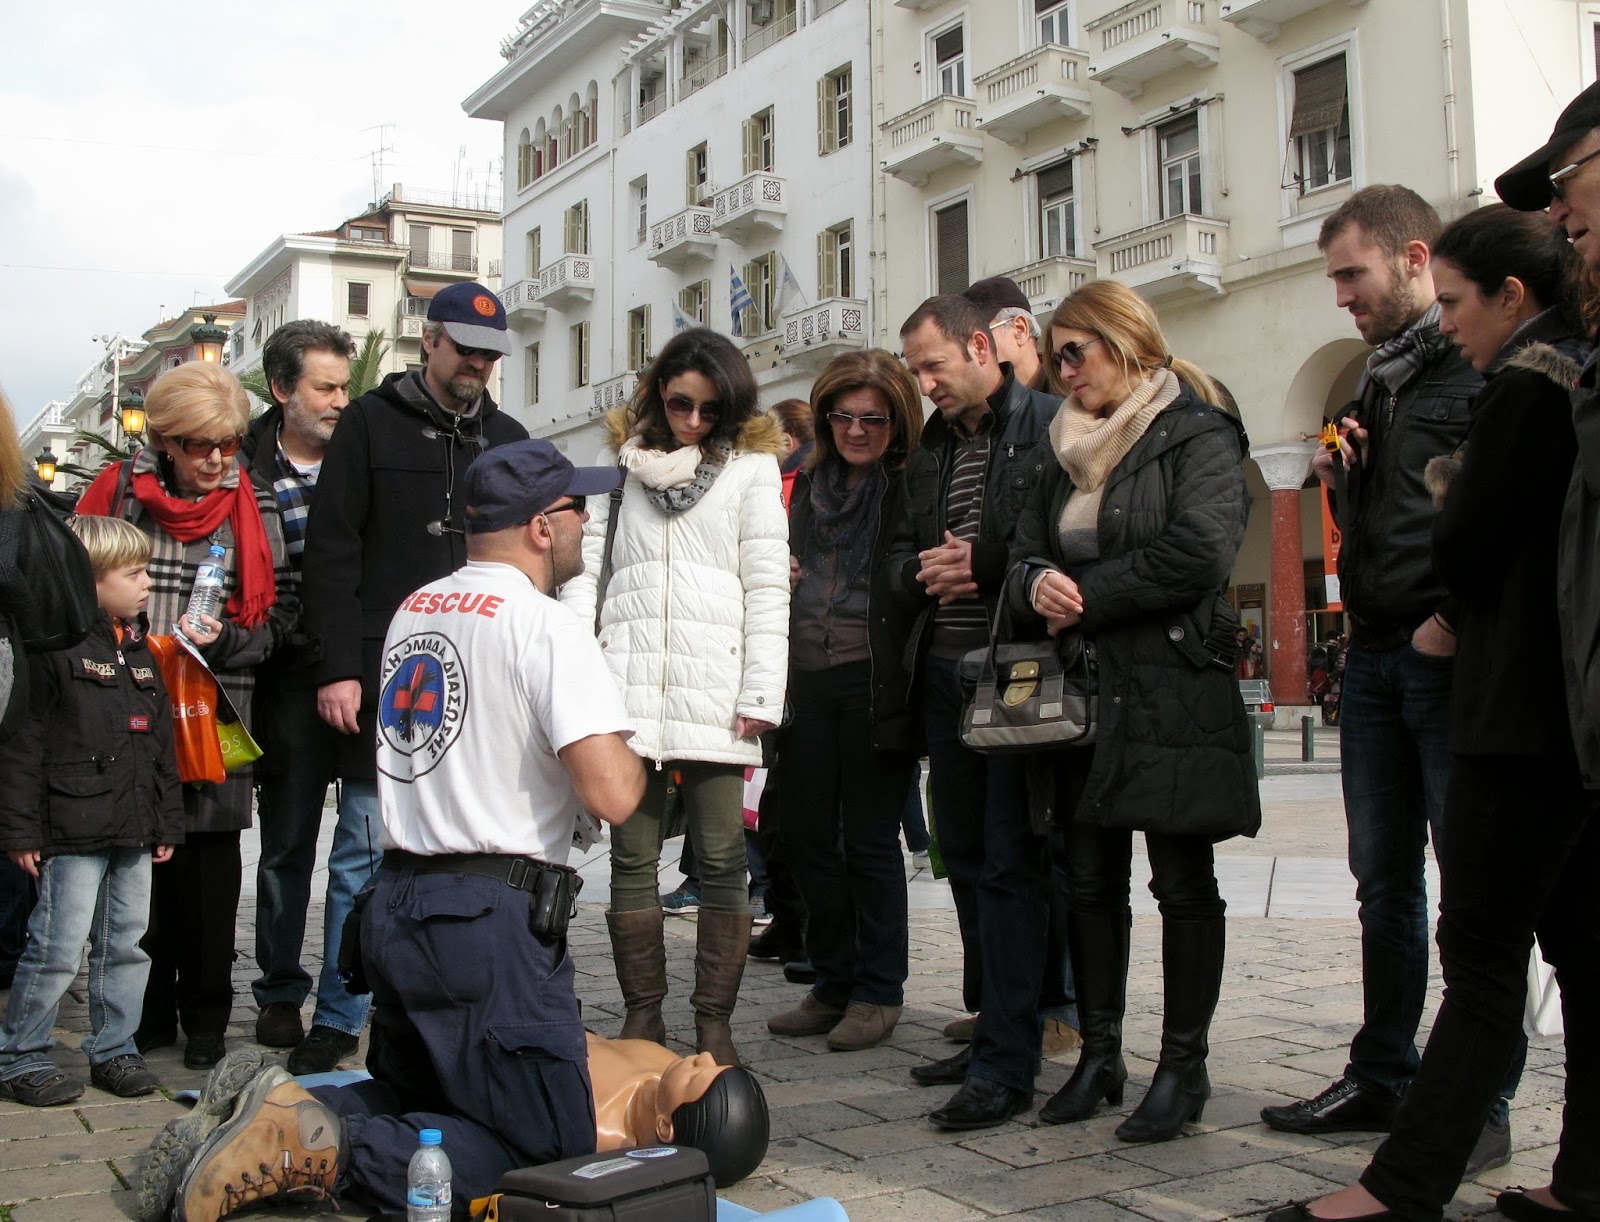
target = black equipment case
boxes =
[482,1145,717,1221]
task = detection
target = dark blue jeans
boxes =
[923,655,987,1014]
[1338,642,1521,1113]
[781,662,915,1008]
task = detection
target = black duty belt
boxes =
[382,849,559,893]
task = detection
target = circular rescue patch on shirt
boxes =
[378,632,467,778]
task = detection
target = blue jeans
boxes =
[307,781,381,1035]
[252,682,341,1012]
[1339,641,1520,1112]
[0,850,151,1076]
[923,655,988,1014]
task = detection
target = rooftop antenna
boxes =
[453,144,467,205]
[362,122,395,207]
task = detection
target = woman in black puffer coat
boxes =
[1005,279,1259,1145]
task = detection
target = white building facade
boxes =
[468,0,875,461]
[872,0,1595,701]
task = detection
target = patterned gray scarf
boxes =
[1358,302,1449,401]
[647,440,732,515]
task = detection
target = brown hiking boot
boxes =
[767,992,847,1037]
[174,1067,341,1221]
[826,1002,901,1052]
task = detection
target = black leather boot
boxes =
[1040,908,1131,1125]
[1115,915,1225,1143]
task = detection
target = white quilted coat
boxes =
[560,412,791,767]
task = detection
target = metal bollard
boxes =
[1301,715,1316,762]
[1252,714,1266,779]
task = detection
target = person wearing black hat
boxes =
[153,440,647,1222]
[296,283,529,1072]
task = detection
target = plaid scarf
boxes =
[1358,303,1449,402]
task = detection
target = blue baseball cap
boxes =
[428,281,513,356]
[463,440,621,533]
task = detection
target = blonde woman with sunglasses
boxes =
[561,327,789,1068]
[77,361,296,1071]
[1008,278,1259,1143]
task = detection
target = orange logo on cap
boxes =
[472,294,497,318]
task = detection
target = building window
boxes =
[680,279,709,324]
[1036,0,1070,46]
[628,306,651,371]
[932,25,966,98]
[347,282,371,317]
[571,321,590,388]
[526,343,541,406]
[527,227,542,275]
[1287,54,1351,194]
[740,253,777,334]
[933,200,970,294]
[411,224,431,262]
[817,221,853,298]
[686,142,710,204]
[632,177,649,244]
[818,66,852,155]
[451,229,474,273]
[743,107,775,174]
[1038,161,1076,258]
[517,128,535,189]
[564,200,590,255]
[1158,114,1202,218]
[350,225,385,242]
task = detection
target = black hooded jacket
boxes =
[300,371,528,780]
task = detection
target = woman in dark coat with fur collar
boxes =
[1270,207,1599,1222]
[1005,279,1259,1145]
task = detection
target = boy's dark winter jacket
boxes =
[0,613,184,855]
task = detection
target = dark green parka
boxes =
[1006,388,1261,841]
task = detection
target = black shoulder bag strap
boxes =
[593,465,626,635]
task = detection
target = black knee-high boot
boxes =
[1039,907,1130,1125]
[1115,915,1225,1143]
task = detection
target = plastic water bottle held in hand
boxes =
[185,545,228,634]
[406,1128,452,1222]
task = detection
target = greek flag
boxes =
[671,301,695,334]
[729,264,755,335]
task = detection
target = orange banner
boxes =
[1321,488,1342,611]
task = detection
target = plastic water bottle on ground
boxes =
[406,1128,452,1222]
[185,544,227,632]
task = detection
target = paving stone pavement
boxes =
[0,765,1563,1221]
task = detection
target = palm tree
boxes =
[238,329,392,414]
[52,428,138,485]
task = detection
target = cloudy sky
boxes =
[0,0,529,432]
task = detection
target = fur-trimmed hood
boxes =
[602,405,786,457]
[1503,340,1586,390]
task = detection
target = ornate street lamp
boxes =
[190,313,227,364]
[35,450,57,485]
[119,386,147,440]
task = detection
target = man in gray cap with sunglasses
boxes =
[295,282,528,1073]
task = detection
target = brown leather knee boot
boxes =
[607,907,668,1044]
[691,909,752,1066]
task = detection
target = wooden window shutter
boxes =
[1289,55,1348,139]
[935,202,969,294]
[742,117,759,175]
[1038,160,1073,200]
[816,230,836,298]
[818,75,836,155]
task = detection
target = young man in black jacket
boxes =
[890,294,1059,1131]
[298,284,528,1073]
[1260,186,1515,1177]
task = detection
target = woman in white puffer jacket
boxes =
[562,328,789,1067]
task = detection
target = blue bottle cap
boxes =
[419,1128,443,1146]
[207,544,226,557]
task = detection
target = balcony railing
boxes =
[408,251,479,274]
[592,371,638,416]
[879,95,983,187]
[537,255,596,308]
[499,279,547,325]
[1003,255,1097,311]
[648,206,717,270]
[781,297,867,369]
[742,8,797,60]
[1093,214,1229,299]
[975,44,1092,144]
[1085,0,1220,99]
[711,171,786,243]
[1220,0,1368,42]
[680,54,727,99]
[637,92,667,126]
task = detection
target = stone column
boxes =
[1251,443,1318,706]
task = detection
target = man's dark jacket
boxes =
[1336,320,1480,646]
[1006,390,1260,841]
[300,373,528,781]
[1560,345,1600,789]
[0,614,185,854]
[886,367,1059,681]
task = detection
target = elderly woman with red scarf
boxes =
[77,361,295,1071]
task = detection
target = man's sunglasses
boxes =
[542,496,587,517]
[445,335,502,362]
[664,395,720,421]
[170,435,245,458]
[1053,338,1101,372]
[1550,146,1600,203]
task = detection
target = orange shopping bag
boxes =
[146,634,226,784]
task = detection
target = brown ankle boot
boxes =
[691,909,752,1066]
[607,907,668,1044]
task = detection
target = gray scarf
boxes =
[1359,303,1449,402]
